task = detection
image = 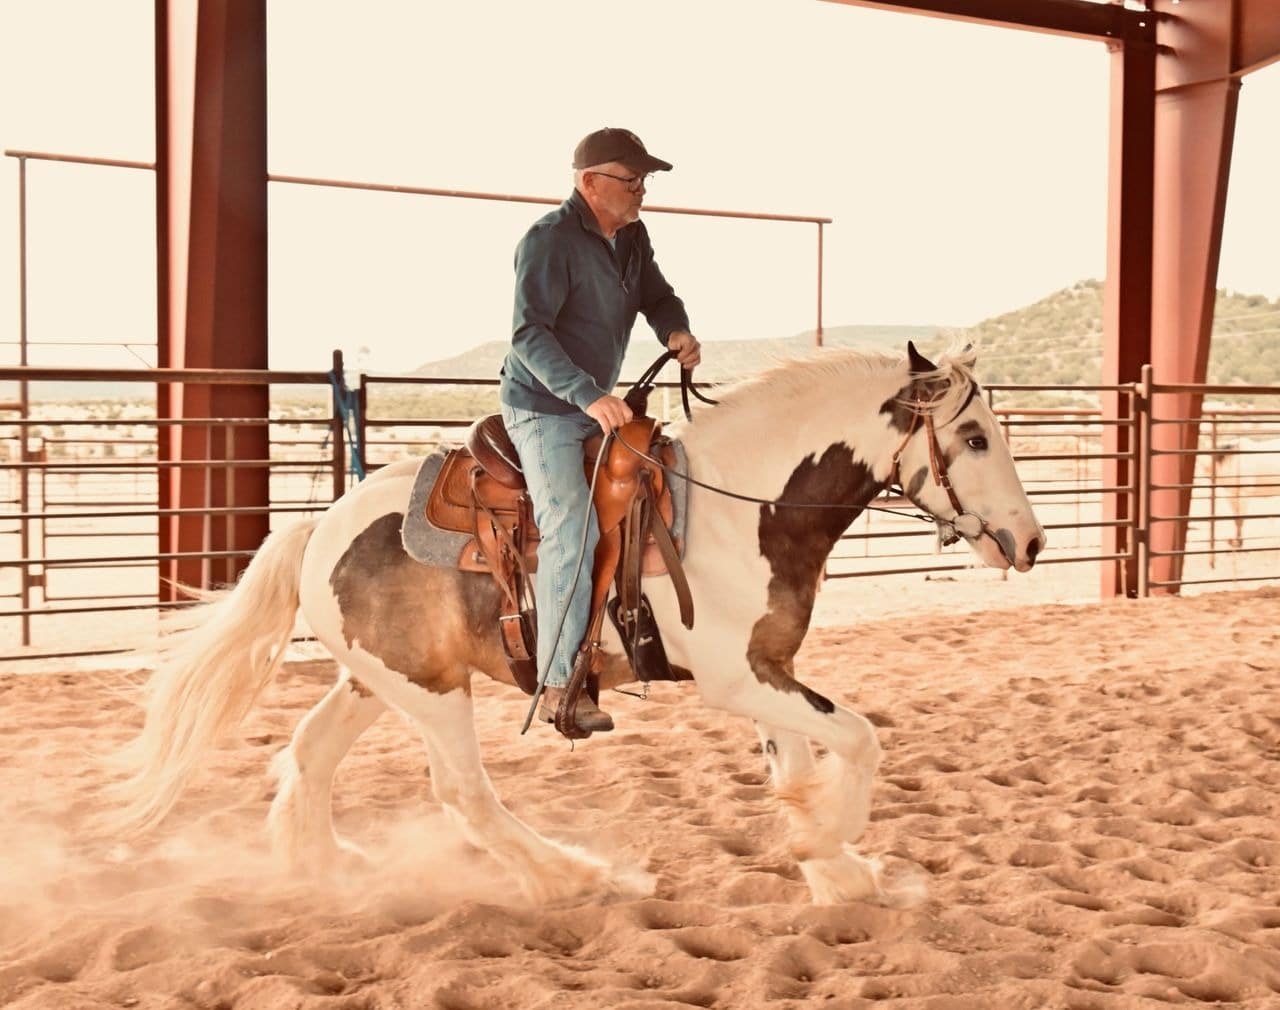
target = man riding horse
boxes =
[499,128,702,735]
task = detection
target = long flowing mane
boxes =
[897,342,981,420]
[689,342,981,428]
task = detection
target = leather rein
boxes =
[619,356,1013,563]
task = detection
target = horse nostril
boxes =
[1026,537,1041,564]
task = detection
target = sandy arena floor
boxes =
[1,584,1279,1009]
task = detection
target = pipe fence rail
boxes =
[2,360,1277,663]
[1137,365,1280,594]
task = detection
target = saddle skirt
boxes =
[403,420,690,576]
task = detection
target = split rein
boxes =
[616,353,971,534]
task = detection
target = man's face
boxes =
[588,162,647,227]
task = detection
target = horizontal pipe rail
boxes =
[1148,545,1277,559]
[268,172,833,226]
[0,505,319,522]
[1150,479,1280,492]
[0,549,251,568]
[1,459,326,471]
[0,600,194,619]
[0,417,332,427]
[3,149,155,171]
[0,646,137,663]
[0,366,328,384]
[1150,446,1280,457]
[1151,381,1280,397]
[1152,510,1280,524]
[1149,574,1278,589]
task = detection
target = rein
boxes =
[627,350,720,423]
[621,356,1007,556]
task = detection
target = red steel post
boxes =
[1100,33,1156,598]
[1147,0,1247,593]
[156,0,270,596]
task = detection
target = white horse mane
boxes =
[696,341,981,424]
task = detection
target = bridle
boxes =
[886,381,1013,562]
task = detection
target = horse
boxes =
[1207,438,1280,552]
[106,343,1045,906]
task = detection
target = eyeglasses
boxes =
[587,170,649,193]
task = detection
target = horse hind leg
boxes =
[398,676,654,904]
[267,668,386,873]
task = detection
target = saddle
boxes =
[424,413,695,737]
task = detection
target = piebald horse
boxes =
[108,344,1044,906]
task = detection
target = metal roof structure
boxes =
[155,0,1279,597]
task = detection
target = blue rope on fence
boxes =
[328,369,366,482]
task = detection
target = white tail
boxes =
[103,518,319,835]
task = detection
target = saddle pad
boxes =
[401,440,692,568]
[401,449,473,567]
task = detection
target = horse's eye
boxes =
[967,436,988,451]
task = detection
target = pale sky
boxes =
[1,1,1276,374]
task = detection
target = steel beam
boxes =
[819,0,1151,43]
[1142,0,1276,593]
[1239,0,1280,75]
[1148,90,1239,592]
[155,0,269,598]
[1100,34,1156,599]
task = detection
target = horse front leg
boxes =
[752,723,916,906]
[699,662,921,906]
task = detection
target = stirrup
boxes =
[539,687,614,734]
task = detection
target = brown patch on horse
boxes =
[748,444,883,713]
[879,389,916,434]
[329,512,512,694]
[905,465,929,501]
[879,374,951,435]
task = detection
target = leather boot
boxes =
[538,686,614,733]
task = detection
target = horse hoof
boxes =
[800,848,927,907]
[609,864,658,900]
[333,841,374,875]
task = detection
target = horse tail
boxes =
[103,517,320,836]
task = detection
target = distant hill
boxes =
[11,283,1276,406]
[940,278,1280,393]
[406,282,1280,410]
[411,324,944,384]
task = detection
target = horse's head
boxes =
[890,342,1045,573]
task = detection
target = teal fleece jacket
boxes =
[499,190,690,414]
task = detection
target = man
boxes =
[499,128,701,734]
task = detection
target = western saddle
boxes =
[423,412,694,739]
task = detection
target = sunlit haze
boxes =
[1,1,1276,373]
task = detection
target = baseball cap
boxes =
[572,128,673,173]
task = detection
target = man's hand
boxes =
[667,330,701,370]
[586,394,634,435]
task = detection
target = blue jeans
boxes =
[500,404,601,688]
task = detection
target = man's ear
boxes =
[907,341,937,376]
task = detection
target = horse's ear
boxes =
[907,341,937,375]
